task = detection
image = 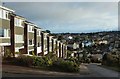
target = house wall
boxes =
[20,22,28,54]
[0,19,10,28]
[47,36,53,54]
[14,16,25,53]
[28,25,34,55]
[56,41,60,57]
[52,39,57,54]
[0,18,10,46]
[0,38,10,44]
[44,33,48,55]
[41,32,49,56]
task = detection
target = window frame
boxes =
[0,28,9,37]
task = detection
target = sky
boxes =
[3,2,118,33]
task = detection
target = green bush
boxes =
[33,56,45,67]
[12,56,34,67]
[3,54,80,72]
[102,53,119,67]
[66,57,81,65]
[43,52,58,66]
[52,59,79,72]
[4,49,12,58]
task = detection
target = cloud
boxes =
[4,2,118,33]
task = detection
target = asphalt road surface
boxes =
[86,63,119,77]
[2,63,120,78]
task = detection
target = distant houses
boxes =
[0,6,67,58]
[54,30,120,61]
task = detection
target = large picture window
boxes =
[15,35,24,43]
[15,17,23,27]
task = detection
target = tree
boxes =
[74,36,80,42]
[67,50,72,58]
[46,30,51,33]
[82,51,87,60]
[58,36,63,40]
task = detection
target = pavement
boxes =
[2,63,120,78]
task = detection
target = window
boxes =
[32,27,34,31]
[38,42,40,47]
[28,25,34,32]
[3,10,6,19]
[6,12,8,19]
[15,18,18,26]
[2,10,9,20]
[15,17,23,27]
[29,26,31,32]
[0,28,9,37]
[20,19,23,26]
[29,51,33,55]
[0,28,4,37]
[37,31,39,35]
[29,39,33,45]
[4,29,9,37]
[0,9,2,19]
[15,35,23,43]
[37,30,41,36]
[15,18,17,26]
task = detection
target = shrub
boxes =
[12,55,34,67]
[4,49,12,58]
[66,57,81,65]
[33,54,57,67]
[33,56,45,67]
[52,59,79,72]
[43,53,58,66]
[102,53,119,67]
[3,54,80,73]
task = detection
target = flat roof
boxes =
[25,21,37,26]
[13,13,26,20]
[0,6,15,12]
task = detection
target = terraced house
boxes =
[47,35,54,53]
[28,22,36,55]
[0,6,14,56]
[13,14,26,57]
[56,40,60,57]
[41,32,49,56]
[52,38,57,54]
[21,22,42,56]
[34,27,42,56]
[0,6,67,58]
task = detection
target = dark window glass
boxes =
[29,40,32,45]
[38,42,40,47]
[29,51,32,55]
[0,28,4,37]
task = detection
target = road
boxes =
[2,63,120,78]
[2,64,81,77]
[86,63,119,77]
